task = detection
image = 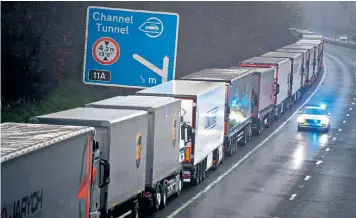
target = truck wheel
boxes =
[239,128,248,146]
[132,202,140,218]
[257,120,264,135]
[191,166,199,186]
[197,163,202,183]
[173,175,183,197]
[227,139,233,156]
[159,182,167,210]
[152,184,161,212]
[202,160,206,180]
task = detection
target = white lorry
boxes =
[261,51,304,103]
[1,123,102,218]
[282,44,317,86]
[86,95,185,211]
[29,108,149,218]
[136,80,226,186]
[240,56,292,119]
[180,68,253,155]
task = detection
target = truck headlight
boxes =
[297,116,305,123]
[321,117,329,124]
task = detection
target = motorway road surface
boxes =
[148,43,356,218]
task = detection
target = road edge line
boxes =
[167,63,328,218]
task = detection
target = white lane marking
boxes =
[325,148,330,152]
[332,137,336,140]
[304,175,311,181]
[347,114,350,117]
[350,108,353,110]
[338,128,342,131]
[316,160,323,165]
[166,61,328,218]
[343,120,346,123]
[289,194,297,201]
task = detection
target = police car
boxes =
[297,104,331,132]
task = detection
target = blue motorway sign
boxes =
[83,7,179,88]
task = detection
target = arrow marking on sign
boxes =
[133,54,169,83]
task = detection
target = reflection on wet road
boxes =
[151,44,356,218]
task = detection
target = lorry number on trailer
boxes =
[1,189,43,218]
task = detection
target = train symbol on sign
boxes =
[92,37,120,65]
[139,17,164,38]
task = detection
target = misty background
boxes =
[1,1,354,123]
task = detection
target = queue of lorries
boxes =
[1,32,325,218]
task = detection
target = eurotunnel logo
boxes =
[136,133,142,169]
[77,136,97,218]
[172,115,177,147]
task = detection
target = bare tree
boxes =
[1,2,56,105]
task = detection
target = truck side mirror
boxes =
[99,159,110,188]
[251,94,258,106]
[274,83,280,96]
[181,124,193,144]
[226,105,230,116]
[181,124,186,141]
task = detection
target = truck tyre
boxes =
[152,184,161,212]
[173,175,183,197]
[239,128,248,146]
[191,166,199,186]
[159,182,167,210]
[202,160,206,180]
[265,113,272,128]
[197,163,202,183]
[132,202,140,218]
[227,139,233,156]
[257,120,264,135]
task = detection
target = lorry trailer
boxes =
[232,67,276,135]
[261,51,304,103]
[86,95,184,211]
[136,80,226,186]
[240,56,292,119]
[296,39,323,76]
[180,68,253,156]
[1,123,100,218]
[29,108,149,218]
[276,48,309,88]
[282,44,317,85]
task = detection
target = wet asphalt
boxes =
[148,43,356,218]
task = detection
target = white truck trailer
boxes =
[296,39,323,77]
[277,48,309,90]
[240,57,292,119]
[86,95,184,211]
[1,123,101,218]
[261,51,304,103]
[180,68,253,156]
[282,44,317,86]
[29,108,148,218]
[136,80,226,186]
